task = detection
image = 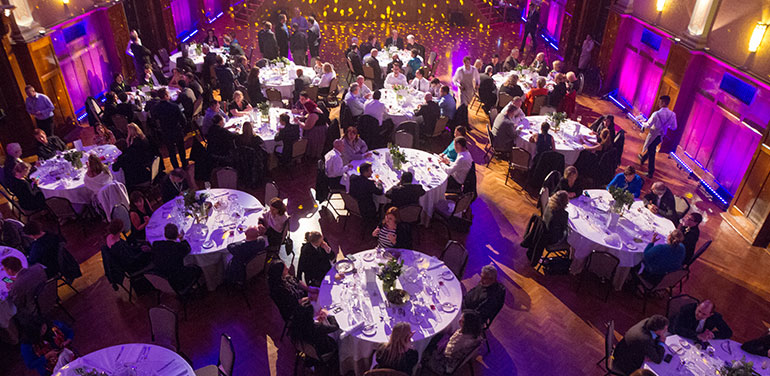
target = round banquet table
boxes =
[340,148,448,225]
[517,116,595,166]
[566,189,676,290]
[378,48,414,70]
[224,107,301,153]
[261,63,317,99]
[168,47,228,72]
[30,144,123,205]
[492,69,553,95]
[0,246,26,330]
[54,343,195,376]
[130,85,180,123]
[644,335,770,376]
[380,88,423,126]
[316,248,463,375]
[145,189,263,291]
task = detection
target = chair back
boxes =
[441,240,469,279]
[542,170,561,193]
[497,92,513,109]
[2,218,31,251]
[538,187,550,215]
[218,333,235,376]
[667,294,699,324]
[427,51,437,66]
[430,116,449,138]
[652,269,689,291]
[529,151,565,189]
[585,251,620,281]
[531,95,547,115]
[341,192,362,217]
[613,129,625,166]
[364,369,409,376]
[111,114,129,136]
[35,278,59,316]
[604,320,615,367]
[687,240,712,267]
[214,167,238,189]
[145,273,176,294]
[452,192,475,216]
[398,205,422,224]
[97,182,130,218]
[266,88,283,102]
[395,121,418,139]
[363,65,375,80]
[148,305,180,351]
[510,147,531,170]
[192,97,204,118]
[159,48,170,64]
[305,85,319,102]
[327,77,339,94]
[449,341,481,374]
[595,148,619,186]
[291,138,308,160]
[674,196,690,219]
[265,181,279,205]
[110,204,131,233]
[153,54,163,68]
[394,131,413,148]
[46,197,77,221]
[488,108,499,125]
[245,252,268,280]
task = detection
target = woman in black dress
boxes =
[555,166,582,199]
[297,231,336,287]
[288,302,339,363]
[246,67,267,104]
[8,162,46,211]
[229,90,252,118]
[128,191,153,244]
[542,190,569,246]
[203,29,219,48]
[375,322,419,374]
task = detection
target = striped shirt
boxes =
[377,226,397,248]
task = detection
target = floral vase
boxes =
[607,203,623,228]
[382,279,396,292]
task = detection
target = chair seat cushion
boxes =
[194,364,218,376]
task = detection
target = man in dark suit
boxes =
[671,300,732,342]
[225,225,268,283]
[484,54,504,75]
[150,88,187,168]
[521,3,540,52]
[258,21,280,60]
[176,44,197,73]
[364,49,384,90]
[33,128,66,160]
[547,73,567,108]
[385,30,404,50]
[150,224,201,291]
[643,182,678,224]
[129,35,152,77]
[678,212,702,264]
[206,114,236,160]
[385,172,426,208]
[415,92,440,136]
[293,69,312,104]
[405,35,425,58]
[348,45,364,77]
[24,221,65,278]
[214,56,236,102]
[478,66,497,113]
[611,315,668,375]
[276,14,290,59]
[175,79,196,120]
[290,24,309,66]
[1,256,47,316]
[349,162,384,230]
[462,264,505,324]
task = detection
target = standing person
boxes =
[215,56,236,105]
[297,231,336,287]
[578,34,595,72]
[24,85,56,137]
[258,21,279,60]
[347,45,364,76]
[453,56,480,106]
[478,66,497,113]
[298,93,329,159]
[290,23,309,66]
[129,34,152,79]
[1,256,47,316]
[521,2,540,52]
[150,88,187,169]
[276,14,290,59]
[611,315,669,375]
[375,323,419,374]
[639,95,677,178]
[364,49,384,90]
[291,7,309,32]
[247,67,267,104]
[307,16,321,64]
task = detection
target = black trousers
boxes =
[164,134,187,169]
[521,28,538,52]
[37,117,54,137]
[640,135,661,177]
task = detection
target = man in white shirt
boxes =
[345,83,366,117]
[453,56,480,106]
[363,90,386,125]
[408,68,431,92]
[324,139,346,189]
[356,75,373,99]
[442,136,473,191]
[639,95,677,178]
[384,65,408,89]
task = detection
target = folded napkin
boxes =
[604,233,621,248]
[339,320,365,339]
[427,258,445,271]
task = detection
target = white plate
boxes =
[440,302,457,313]
[625,243,637,250]
[362,324,377,336]
[363,253,376,262]
[440,270,454,280]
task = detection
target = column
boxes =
[683,0,722,49]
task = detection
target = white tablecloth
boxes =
[55,343,195,376]
[378,48,414,70]
[168,47,228,72]
[644,335,770,376]
[145,189,263,291]
[340,148,448,224]
[518,115,595,166]
[380,88,423,126]
[317,249,462,375]
[492,69,553,94]
[30,145,123,205]
[0,247,26,329]
[261,63,317,99]
[224,107,300,153]
[567,189,676,290]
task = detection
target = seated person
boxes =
[297,231,336,287]
[384,65,408,89]
[583,128,614,155]
[4,142,22,182]
[437,85,457,120]
[267,260,318,322]
[274,113,300,165]
[415,92,440,136]
[112,124,154,189]
[385,171,426,208]
[590,114,616,141]
[671,299,732,342]
[341,126,369,163]
[1,256,47,316]
[83,153,114,194]
[523,77,548,115]
[546,73,567,109]
[202,101,228,136]
[500,74,524,99]
[228,90,252,117]
[206,114,236,159]
[542,191,569,246]
[128,191,153,244]
[423,310,483,374]
[34,129,66,160]
[528,121,555,156]
[441,126,467,163]
[611,315,668,375]
[607,165,644,198]
[678,212,702,264]
[408,68,431,92]
[640,229,685,284]
[429,78,442,99]
[93,123,116,146]
[103,219,152,281]
[363,90,386,125]
[741,332,770,358]
[491,100,522,152]
[406,49,423,79]
[556,166,582,198]
[324,139,347,190]
[643,182,678,224]
[160,168,189,203]
[349,162,384,229]
[259,198,289,247]
[110,72,130,94]
[150,223,202,291]
[441,136,473,192]
[288,301,339,359]
[344,83,366,117]
[372,207,412,249]
[225,225,268,284]
[24,221,65,278]
[462,264,505,324]
[18,316,75,376]
[8,162,46,211]
[375,322,419,374]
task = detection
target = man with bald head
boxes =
[671,299,732,342]
[643,181,678,224]
[225,225,268,283]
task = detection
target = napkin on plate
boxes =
[339,320,365,339]
[604,233,621,248]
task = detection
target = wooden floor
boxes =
[2,20,770,376]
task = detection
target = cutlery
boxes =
[157,359,174,373]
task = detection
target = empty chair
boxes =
[576,251,620,302]
[393,131,413,148]
[110,205,132,234]
[291,139,308,165]
[266,88,285,107]
[597,320,624,376]
[440,240,469,279]
[505,147,531,188]
[674,196,690,220]
[194,333,235,376]
[684,240,711,270]
[265,181,279,206]
[530,95,547,116]
[496,92,513,110]
[433,192,475,240]
[637,269,689,314]
[213,167,238,189]
[35,278,74,321]
[542,170,561,195]
[149,305,180,351]
[428,116,449,138]
[45,197,86,235]
[144,273,197,319]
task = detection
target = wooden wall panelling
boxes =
[106,4,133,83]
[597,10,621,92]
[0,38,36,154]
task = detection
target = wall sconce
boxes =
[656,0,666,12]
[0,5,15,17]
[62,0,69,4]
[749,23,767,52]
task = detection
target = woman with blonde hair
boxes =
[229,90,252,117]
[556,166,582,198]
[93,122,116,145]
[316,62,337,97]
[584,128,614,156]
[500,74,524,98]
[375,322,418,374]
[297,230,336,287]
[126,123,146,145]
[84,153,114,193]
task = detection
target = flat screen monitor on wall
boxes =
[719,73,756,105]
[641,29,662,51]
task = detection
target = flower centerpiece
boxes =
[62,150,84,169]
[548,111,568,132]
[257,101,270,119]
[387,143,408,170]
[608,186,634,215]
[720,358,761,376]
[182,189,211,224]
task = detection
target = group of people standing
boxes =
[257,8,321,66]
